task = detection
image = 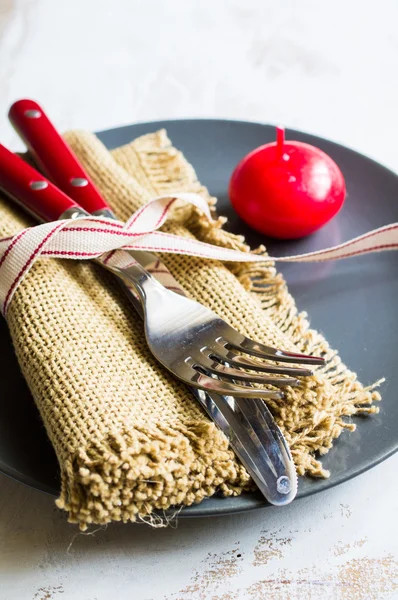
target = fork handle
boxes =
[99,252,166,308]
[9,99,109,214]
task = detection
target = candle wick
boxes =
[276,126,285,160]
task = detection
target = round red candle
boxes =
[229,127,346,239]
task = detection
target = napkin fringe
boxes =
[56,420,252,530]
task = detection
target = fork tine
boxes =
[221,335,326,366]
[193,372,286,399]
[210,348,314,377]
[207,363,300,387]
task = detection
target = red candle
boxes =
[229,126,346,239]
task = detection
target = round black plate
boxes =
[1,119,397,516]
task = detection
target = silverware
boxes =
[4,98,326,505]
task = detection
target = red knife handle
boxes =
[0,144,81,222]
[9,99,109,214]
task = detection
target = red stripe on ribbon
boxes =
[0,229,29,269]
[3,223,65,314]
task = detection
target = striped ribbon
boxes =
[0,192,397,316]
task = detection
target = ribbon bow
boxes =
[0,192,397,317]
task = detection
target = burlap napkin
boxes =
[0,129,381,529]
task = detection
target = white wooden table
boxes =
[0,1,397,598]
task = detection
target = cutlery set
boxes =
[0,99,325,506]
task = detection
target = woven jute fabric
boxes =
[0,130,381,529]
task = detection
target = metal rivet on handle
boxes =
[276,476,291,495]
[70,177,88,187]
[24,109,42,119]
[30,180,48,190]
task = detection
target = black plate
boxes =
[1,119,397,516]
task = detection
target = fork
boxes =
[105,251,323,398]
